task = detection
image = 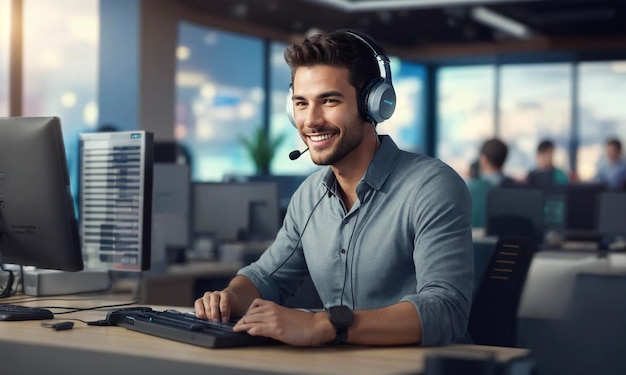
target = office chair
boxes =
[468,236,535,347]
[525,272,626,375]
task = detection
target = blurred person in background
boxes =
[467,138,518,228]
[526,139,569,188]
[594,137,626,191]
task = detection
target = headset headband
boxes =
[338,29,393,84]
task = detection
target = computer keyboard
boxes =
[0,304,54,321]
[106,307,280,348]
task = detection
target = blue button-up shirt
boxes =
[595,158,626,191]
[238,135,473,345]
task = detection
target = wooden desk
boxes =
[0,298,532,375]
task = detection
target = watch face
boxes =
[328,306,354,328]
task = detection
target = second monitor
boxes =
[192,182,281,243]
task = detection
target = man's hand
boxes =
[194,276,261,323]
[195,289,240,323]
[234,298,335,347]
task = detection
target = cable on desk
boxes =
[0,229,13,298]
[0,262,16,299]
[0,217,12,298]
[30,300,143,327]
[44,300,141,315]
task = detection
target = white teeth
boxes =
[310,134,333,142]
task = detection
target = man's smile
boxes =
[309,133,336,142]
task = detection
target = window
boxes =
[499,63,572,181]
[577,61,626,181]
[437,66,496,179]
[175,23,264,181]
[22,0,99,207]
[269,41,318,175]
[0,0,10,116]
[377,58,426,154]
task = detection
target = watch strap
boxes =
[333,326,349,345]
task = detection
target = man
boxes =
[467,138,517,228]
[195,30,473,347]
[594,138,626,191]
[526,139,569,188]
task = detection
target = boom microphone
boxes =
[288,148,309,161]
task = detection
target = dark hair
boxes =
[480,138,508,169]
[607,137,622,152]
[283,29,380,93]
[537,139,555,153]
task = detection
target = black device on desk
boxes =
[0,304,54,321]
[106,307,280,348]
[0,117,83,273]
[0,117,83,320]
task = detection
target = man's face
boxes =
[537,149,554,169]
[291,65,368,166]
[607,144,621,163]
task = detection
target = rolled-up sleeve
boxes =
[401,163,474,346]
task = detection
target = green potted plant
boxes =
[238,127,286,175]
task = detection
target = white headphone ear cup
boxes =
[286,85,296,127]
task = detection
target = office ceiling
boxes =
[179,0,626,61]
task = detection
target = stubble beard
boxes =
[310,119,366,166]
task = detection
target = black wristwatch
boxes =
[327,305,354,345]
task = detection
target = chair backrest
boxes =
[468,236,535,347]
[530,272,626,375]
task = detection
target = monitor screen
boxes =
[0,117,83,272]
[541,185,568,232]
[245,174,306,215]
[564,183,605,231]
[597,192,626,237]
[152,163,190,250]
[79,131,153,272]
[192,182,280,243]
[486,187,544,243]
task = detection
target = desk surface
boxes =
[0,297,531,375]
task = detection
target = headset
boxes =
[286,29,396,127]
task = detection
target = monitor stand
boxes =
[22,269,111,296]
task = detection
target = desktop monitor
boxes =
[192,182,281,243]
[541,185,568,233]
[564,183,605,232]
[486,187,544,244]
[78,131,153,272]
[527,170,557,189]
[224,174,307,221]
[540,183,606,243]
[597,191,626,240]
[0,117,83,273]
[152,163,191,263]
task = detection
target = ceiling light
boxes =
[304,0,538,12]
[471,6,532,39]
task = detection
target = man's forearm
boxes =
[347,301,422,346]
[225,275,262,316]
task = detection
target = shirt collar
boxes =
[482,172,505,186]
[321,135,402,199]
